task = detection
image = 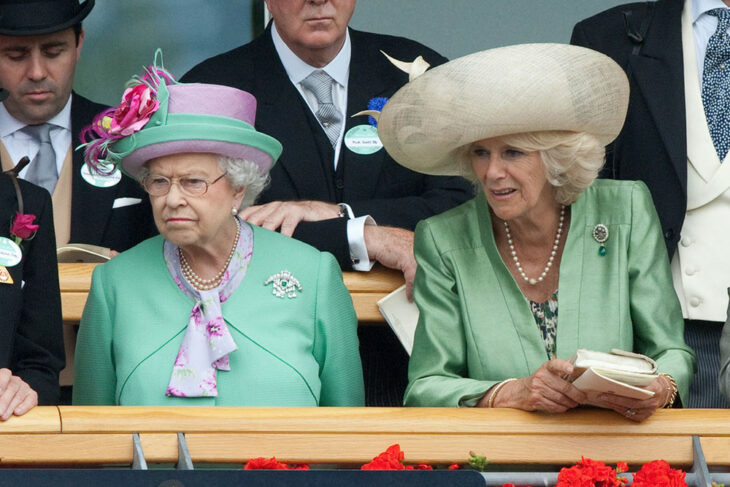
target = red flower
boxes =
[632,460,687,487]
[109,84,160,136]
[10,212,38,240]
[449,463,461,470]
[556,457,625,487]
[616,462,629,474]
[244,456,309,470]
[361,444,406,470]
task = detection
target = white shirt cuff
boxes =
[347,215,376,271]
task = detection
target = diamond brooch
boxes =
[265,270,302,298]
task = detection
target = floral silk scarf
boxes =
[163,218,253,397]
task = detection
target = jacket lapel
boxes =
[69,93,119,245]
[340,30,390,200]
[628,0,687,190]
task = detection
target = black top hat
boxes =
[0,0,95,36]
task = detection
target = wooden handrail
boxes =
[59,263,403,323]
[0,407,728,466]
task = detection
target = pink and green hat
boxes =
[81,50,282,178]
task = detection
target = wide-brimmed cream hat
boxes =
[376,43,629,177]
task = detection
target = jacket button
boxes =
[664,229,674,240]
[681,236,692,247]
[689,297,701,307]
[335,178,345,189]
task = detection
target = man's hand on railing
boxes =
[0,368,37,420]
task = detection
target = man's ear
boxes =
[75,28,85,61]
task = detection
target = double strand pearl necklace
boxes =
[503,205,565,286]
[179,219,241,291]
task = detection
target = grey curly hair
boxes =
[137,155,270,210]
[459,131,605,205]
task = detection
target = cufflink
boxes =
[337,203,348,219]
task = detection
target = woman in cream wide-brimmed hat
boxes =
[377,43,694,421]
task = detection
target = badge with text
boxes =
[81,162,122,188]
[344,124,383,155]
[0,265,13,284]
[0,237,22,267]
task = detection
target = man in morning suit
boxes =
[572,0,730,407]
[182,0,473,406]
[0,166,65,413]
[0,0,155,252]
[0,0,157,396]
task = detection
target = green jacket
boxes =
[73,224,365,406]
[405,180,695,407]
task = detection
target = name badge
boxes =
[0,237,22,267]
[81,162,122,188]
[344,125,383,155]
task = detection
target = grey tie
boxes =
[301,70,343,147]
[23,124,58,194]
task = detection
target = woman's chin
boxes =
[160,228,199,248]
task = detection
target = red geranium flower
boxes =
[361,444,406,470]
[556,457,626,487]
[632,460,687,487]
[244,456,309,470]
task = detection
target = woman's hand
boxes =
[0,369,38,420]
[479,359,587,412]
[589,375,672,422]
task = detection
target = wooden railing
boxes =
[1,407,730,466]
[59,263,404,323]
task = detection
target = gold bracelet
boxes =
[487,378,518,408]
[659,373,678,408]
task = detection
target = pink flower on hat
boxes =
[109,84,160,137]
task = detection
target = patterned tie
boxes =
[301,70,343,147]
[702,8,730,161]
[22,123,58,194]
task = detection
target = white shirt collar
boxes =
[692,0,730,23]
[271,21,351,88]
[0,94,72,136]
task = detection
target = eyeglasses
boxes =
[142,171,228,197]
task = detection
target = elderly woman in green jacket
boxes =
[377,44,695,421]
[72,55,364,406]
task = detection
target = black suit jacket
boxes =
[0,173,64,404]
[69,94,156,251]
[571,0,686,258]
[182,28,473,268]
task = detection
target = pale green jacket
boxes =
[405,180,695,407]
[73,225,365,407]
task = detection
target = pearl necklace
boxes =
[179,219,241,291]
[503,205,565,286]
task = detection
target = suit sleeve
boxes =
[72,265,117,405]
[349,175,474,230]
[404,219,495,407]
[312,252,365,406]
[292,219,352,269]
[627,181,695,403]
[14,188,65,404]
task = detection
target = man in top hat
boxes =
[571,0,730,407]
[182,0,473,406]
[0,0,155,252]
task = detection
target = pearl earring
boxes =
[232,207,238,216]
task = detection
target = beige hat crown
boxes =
[376,43,630,176]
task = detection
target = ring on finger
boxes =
[625,408,637,417]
